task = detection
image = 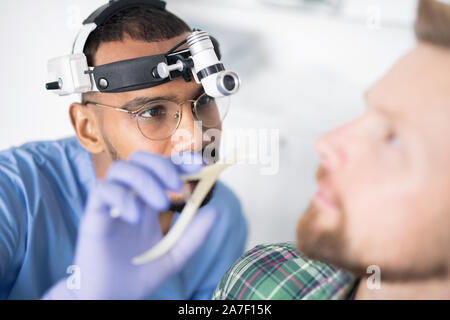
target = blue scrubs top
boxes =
[0,137,247,300]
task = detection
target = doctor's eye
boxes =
[197,94,215,108]
[138,105,168,120]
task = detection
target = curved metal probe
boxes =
[132,161,233,265]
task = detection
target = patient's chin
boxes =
[295,202,355,272]
[296,202,342,250]
[296,202,322,254]
[297,203,408,279]
[296,202,450,281]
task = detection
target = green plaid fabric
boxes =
[212,242,356,300]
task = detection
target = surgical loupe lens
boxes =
[194,93,230,128]
[215,72,240,96]
[223,75,236,92]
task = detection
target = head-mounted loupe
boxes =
[45,0,241,98]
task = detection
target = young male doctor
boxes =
[0,0,247,300]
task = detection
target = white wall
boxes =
[0,0,418,249]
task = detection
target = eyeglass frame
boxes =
[84,91,226,141]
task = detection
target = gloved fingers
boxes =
[164,205,218,269]
[170,151,205,174]
[85,180,144,226]
[127,152,185,192]
[129,151,204,179]
[106,161,170,213]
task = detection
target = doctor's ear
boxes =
[69,102,105,154]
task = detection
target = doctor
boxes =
[0,0,247,299]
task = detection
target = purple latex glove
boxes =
[42,151,218,300]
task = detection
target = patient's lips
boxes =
[314,189,336,209]
[313,166,339,209]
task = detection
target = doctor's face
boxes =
[296,43,450,281]
[83,33,222,164]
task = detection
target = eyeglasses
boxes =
[85,92,230,141]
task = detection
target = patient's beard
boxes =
[296,202,449,283]
[296,201,366,276]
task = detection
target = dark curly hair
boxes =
[83,6,191,66]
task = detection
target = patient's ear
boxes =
[69,102,104,154]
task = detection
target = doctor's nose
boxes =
[170,104,203,153]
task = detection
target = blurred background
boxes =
[0,0,418,249]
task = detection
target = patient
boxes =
[213,0,450,300]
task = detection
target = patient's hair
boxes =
[415,0,450,47]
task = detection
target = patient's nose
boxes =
[315,127,348,170]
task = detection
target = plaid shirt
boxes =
[212,242,356,300]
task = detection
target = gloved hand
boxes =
[42,151,218,300]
